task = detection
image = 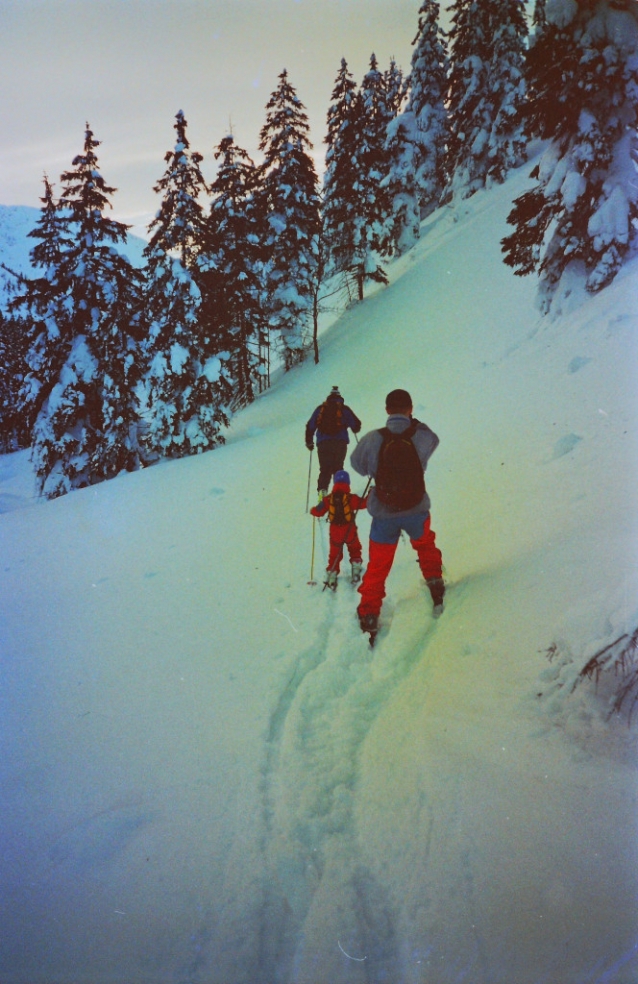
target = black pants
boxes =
[317,439,347,492]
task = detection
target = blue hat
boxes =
[334,470,350,485]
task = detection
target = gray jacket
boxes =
[350,414,439,518]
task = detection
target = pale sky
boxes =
[1,0,431,239]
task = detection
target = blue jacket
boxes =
[305,398,361,445]
[350,414,439,518]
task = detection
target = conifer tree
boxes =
[408,0,449,212]
[533,0,547,30]
[0,307,30,452]
[16,176,73,435]
[257,70,321,370]
[323,58,363,283]
[198,134,267,407]
[384,58,407,117]
[384,112,422,255]
[324,54,398,296]
[502,0,638,311]
[338,53,395,298]
[446,0,528,199]
[385,0,450,252]
[143,110,233,458]
[27,130,142,498]
[524,0,551,140]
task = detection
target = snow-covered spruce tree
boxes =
[524,0,553,141]
[198,134,267,407]
[384,58,407,117]
[446,0,528,200]
[322,58,363,285]
[15,176,74,443]
[142,110,233,459]
[533,0,547,30]
[385,0,450,253]
[28,131,143,499]
[407,0,450,213]
[256,70,321,371]
[350,53,396,294]
[0,307,30,452]
[502,0,638,311]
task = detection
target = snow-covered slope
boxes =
[1,162,637,984]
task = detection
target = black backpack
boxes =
[328,491,352,526]
[317,399,343,436]
[375,420,425,512]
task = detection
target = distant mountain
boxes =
[0,204,148,309]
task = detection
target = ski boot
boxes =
[318,489,328,503]
[358,611,379,646]
[325,570,338,591]
[351,561,363,584]
[426,577,445,618]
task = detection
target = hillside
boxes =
[0,204,147,310]
[1,161,637,984]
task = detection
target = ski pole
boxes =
[322,477,373,591]
[308,516,317,585]
[305,447,314,513]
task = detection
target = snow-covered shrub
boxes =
[579,627,638,720]
[540,627,638,724]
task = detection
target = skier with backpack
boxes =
[350,388,444,641]
[310,470,368,590]
[305,387,362,499]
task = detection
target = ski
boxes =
[321,571,361,591]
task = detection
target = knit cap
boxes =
[334,469,350,485]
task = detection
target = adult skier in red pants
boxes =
[350,389,444,638]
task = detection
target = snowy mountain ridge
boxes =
[1,159,637,984]
[0,203,147,309]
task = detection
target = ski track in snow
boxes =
[253,571,443,982]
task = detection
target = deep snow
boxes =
[1,160,638,984]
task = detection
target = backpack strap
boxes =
[317,401,328,431]
[342,492,352,524]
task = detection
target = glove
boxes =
[306,440,314,451]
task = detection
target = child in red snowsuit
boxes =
[310,470,368,589]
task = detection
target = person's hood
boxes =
[385,413,412,433]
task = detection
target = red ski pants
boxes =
[357,514,442,617]
[327,524,363,574]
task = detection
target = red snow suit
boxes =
[310,481,367,574]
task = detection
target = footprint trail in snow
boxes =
[255,580,440,982]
